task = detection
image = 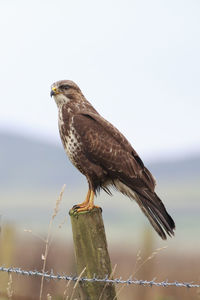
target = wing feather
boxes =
[73,112,156,191]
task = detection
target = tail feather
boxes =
[137,202,168,240]
[114,179,175,240]
[134,191,175,239]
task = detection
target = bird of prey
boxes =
[51,80,175,239]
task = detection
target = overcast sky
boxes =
[0,0,200,161]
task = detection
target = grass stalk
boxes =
[39,184,66,300]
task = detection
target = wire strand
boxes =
[0,266,199,288]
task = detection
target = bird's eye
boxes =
[60,85,71,90]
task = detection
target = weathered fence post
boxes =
[69,207,117,300]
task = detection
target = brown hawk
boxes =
[51,80,175,239]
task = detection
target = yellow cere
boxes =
[52,87,58,93]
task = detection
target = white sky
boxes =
[0,0,200,161]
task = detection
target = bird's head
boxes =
[50,80,82,106]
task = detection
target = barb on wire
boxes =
[0,266,200,288]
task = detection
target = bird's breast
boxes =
[64,126,82,165]
[58,110,82,169]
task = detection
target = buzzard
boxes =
[51,80,175,240]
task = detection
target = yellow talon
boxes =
[73,190,99,212]
[74,189,91,208]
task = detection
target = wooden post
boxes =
[69,207,117,300]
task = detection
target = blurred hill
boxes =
[0,131,200,248]
[1,130,199,189]
[0,131,85,190]
[149,154,200,183]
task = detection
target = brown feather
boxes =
[52,80,175,239]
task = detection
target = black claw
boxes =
[72,204,80,209]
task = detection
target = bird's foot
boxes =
[72,189,91,210]
[72,203,87,209]
[72,189,102,213]
[73,203,100,212]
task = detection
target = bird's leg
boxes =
[87,190,95,210]
[73,189,91,209]
[76,190,99,212]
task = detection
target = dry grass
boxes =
[0,191,199,300]
[113,245,167,300]
[99,263,117,300]
[39,184,66,300]
[7,274,13,299]
[0,231,200,300]
[68,267,86,300]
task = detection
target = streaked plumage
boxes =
[51,80,175,239]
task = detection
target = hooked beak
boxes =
[50,86,59,97]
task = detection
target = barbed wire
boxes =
[0,266,200,288]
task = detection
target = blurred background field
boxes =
[1,131,200,249]
[1,225,200,300]
[1,0,200,299]
[0,131,200,299]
